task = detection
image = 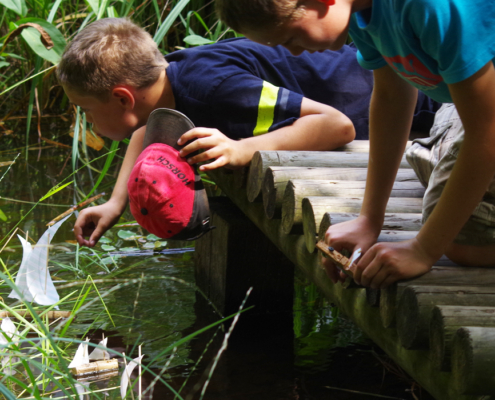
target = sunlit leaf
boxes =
[146,234,160,241]
[39,181,73,201]
[0,208,6,222]
[16,18,66,64]
[119,247,140,252]
[101,245,116,251]
[0,62,9,69]
[0,0,27,16]
[183,35,214,46]
[85,0,100,14]
[99,237,112,244]
[117,230,140,241]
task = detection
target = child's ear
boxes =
[111,86,136,110]
[317,0,335,5]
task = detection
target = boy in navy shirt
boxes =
[56,18,438,247]
[216,0,495,286]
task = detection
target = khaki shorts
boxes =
[406,103,495,246]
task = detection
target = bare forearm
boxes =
[361,66,418,226]
[417,62,495,259]
[108,127,146,211]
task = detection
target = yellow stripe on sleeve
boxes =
[253,81,280,136]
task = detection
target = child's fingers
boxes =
[177,128,218,146]
[198,157,228,171]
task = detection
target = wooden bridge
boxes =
[194,141,495,400]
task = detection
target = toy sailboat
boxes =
[9,214,72,307]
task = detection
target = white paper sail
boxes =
[120,355,144,399]
[0,317,20,376]
[68,338,90,368]
[74,381,89,400]
[9,214,72,306]
[88,337,109,361]
[0,317,18,345]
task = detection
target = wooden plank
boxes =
[247,149,413,202]
[282,180,425,234]
[262,167,419,219]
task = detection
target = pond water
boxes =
[0,141,433,399]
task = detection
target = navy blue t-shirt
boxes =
[165,38,439,140]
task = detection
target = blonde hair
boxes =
[215,0,301,33]
[57,18,167,99]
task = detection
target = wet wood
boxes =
[306,209,422,253]
[430,305,495,372]
[452,327,495,395]
[195,197,294,317]
[262,167,419,219]
[72,359,119,377]
[397,285,495,350]
[0,310,71,319]
[283,180,425,234]
[247,148,412,202]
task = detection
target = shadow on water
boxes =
[0,141,433,399]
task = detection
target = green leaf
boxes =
[146,234,160,241]
[99,237,112,244]
[39,181,73,201]
[85,0,100,14]
[16,18,66,64]
[101,245,116,251]
[154,0,191,44]
[0,0,27,16]
[0,208,7,222]
[183,35,214,46]
[117,230,140,240]
[0,61,9,69]
[119,246,139,252]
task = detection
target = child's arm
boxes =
[73,126,146,247]
[352,62,495,289]
[322,65,419,283]
[177,98,355,171]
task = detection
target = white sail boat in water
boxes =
[9,214,72,307]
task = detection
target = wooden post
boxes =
[195,197,294,318]
[452,326,495,395]
[397,285,495,350]
[247,148,412,202]
[262,168,419,220]
[430,305,495,372]
[283,180,424,235]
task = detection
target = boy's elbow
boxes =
[327,115,355,149]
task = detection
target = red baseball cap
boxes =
[127,108,212,240]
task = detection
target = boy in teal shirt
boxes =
[216,0,495,287]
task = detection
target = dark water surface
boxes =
[0,143,433,399]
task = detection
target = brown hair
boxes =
[57,18,167,99]
[215,0,300,33]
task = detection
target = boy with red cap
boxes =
[216,0,495,286]
[56,17,438,244]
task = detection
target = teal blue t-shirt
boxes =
[349,0,495,103]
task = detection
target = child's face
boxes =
[245,0,352,55]
[63,86,137,141]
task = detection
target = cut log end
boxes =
[396,286,422,349]
[430,306,449,371]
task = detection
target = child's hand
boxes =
[177,128,251,171]
[322,216,380,284]
[351,238,435,289]
[73,202,123,247]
